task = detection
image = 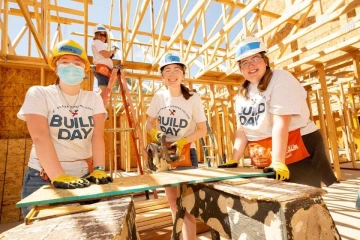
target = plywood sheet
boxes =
[17,168,272,208]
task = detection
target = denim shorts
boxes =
[175,148,199,170]
[21,167,50,217]
[94,71,110,86]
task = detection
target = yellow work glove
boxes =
[51,174,90,189]
[218,159,238,168]
[149,128,163,144]
[263,161,290,181]
[170,138,188,155]
[86,166,113,184]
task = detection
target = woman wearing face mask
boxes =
[91,24,117,99]
[219,37,337,188]
[18,39,112,217]
[145,53,207,239]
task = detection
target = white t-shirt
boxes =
[235,69,317,141]
[146,90,207,148]
[91,39,113,69]
[17,85,107,177]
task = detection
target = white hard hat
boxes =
[94,24,107,34]
[159,52,186,71]
[235,37,268,62]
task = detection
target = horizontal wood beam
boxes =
[214,0,298,24]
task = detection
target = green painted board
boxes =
[17,167,273,208]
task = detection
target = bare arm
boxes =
[92,113,106,168]
[184,121,207,143]
[99,49,116,58]
[24,114,64,180]
[232,126,248,161]
[271,114,292,164]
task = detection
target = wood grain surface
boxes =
[17,167,272,208]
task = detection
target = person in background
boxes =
[145,53,207,239]
[91,24,117,99]
[18,39,112,217]
[219,37,337,189]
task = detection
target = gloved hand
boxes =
[170,138,187,155]
[86,169,113,184]
[51,174,90,189]
[149,128,163,144]
[263,161,290,181]
[218,159,238,168]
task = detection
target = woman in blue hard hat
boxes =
[145,52,207,239]
[91,24,117,99]
[219,36,337,188]
[18,39,112,217]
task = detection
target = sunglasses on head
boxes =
[100,33,107,37]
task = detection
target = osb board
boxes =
[17,168,273,208]
[1,197,135,240]
[0,66,57,139]
[1,139,27,223]
[205,177,326,202]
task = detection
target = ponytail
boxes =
[180,84,193,100]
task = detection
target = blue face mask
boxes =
[57,64,85,85]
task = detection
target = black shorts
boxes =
[94,71,110,86]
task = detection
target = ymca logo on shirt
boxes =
[158,106,189,136]
[237,94,266,127]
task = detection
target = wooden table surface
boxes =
[17,167,273,208]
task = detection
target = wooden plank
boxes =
[135,203,170,214]
[137,217,173,231]
[136,208,171,223]
[134,197,168,209]
[17,168,273,208]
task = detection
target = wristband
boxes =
[93,165,105,171]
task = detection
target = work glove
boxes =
[170,138,187,155]
[149,128,163,144]
[51,174,90,189]
[218,159,238,168]
[263,161,290,181]
[86,168,113,184]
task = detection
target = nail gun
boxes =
[146,134,179,173]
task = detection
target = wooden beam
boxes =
[152,0,207,67]
[317,65,341,180]
[255,0,312,38]
[124,0,150,59]
[274,17,360,66]
[16,0,47,63]
[84,0,88,52]
[284,34,360,71]
[186,0,263,66]
[154,0,170,57]
[1,0,8,55]
[267,0,360,54]
[11,24,28,49]
[214,0,298,24]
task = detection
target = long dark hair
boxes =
[161,63,194,100]
[238,52,273,99]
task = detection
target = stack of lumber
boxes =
[135,197,173,233]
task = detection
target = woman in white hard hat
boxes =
[145,53,207,239]
[220,37,337,188]
[91,24,117,99]
[18,39,112,217]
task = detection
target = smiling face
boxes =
[161,63,185,88]
[238,53,267,84]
